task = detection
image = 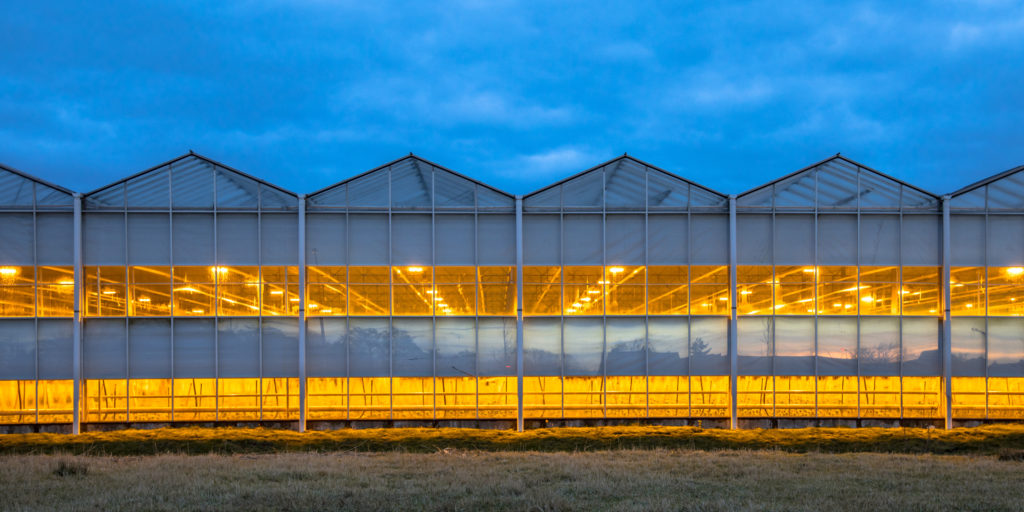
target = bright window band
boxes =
[0,266,74,317]
[737,266,941,316]
[79,266,301,317]
[952,266,1024,316]
[307,266,516,316]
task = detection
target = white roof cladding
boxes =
[0,163,74,209]
[523,155,727,211]
[307,155,514,210]
[950,163,1024,211]
[737,155,940,211]
[83,152,298,210]
[0,151,1019,204]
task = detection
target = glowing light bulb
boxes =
[718,297,728,301]
[102,289,117,295]
[289,298,300,302]
[270,290,284,295]
[1007,267,1024,276]
[138,297,151,303]
[321,309,332,314]
[0,267,19,276]
[861,296,874,303]
[58,280,75,285]
[192,308,205,314]
[740,290,752,295]
[211,266,229,274]
[608,267,624,274]
[588,290,601,295]
[407,266,424,273]
[581,297,591,302]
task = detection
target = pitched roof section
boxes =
[84,153,297,210]
[0,163,74,208]
[307,155,514,210]
[950,164,1024,210]
[737,155,940,210]
[523,155,727,211]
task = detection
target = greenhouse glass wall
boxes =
[1,152,1023,432]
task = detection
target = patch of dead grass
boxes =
[1,450,1021,511]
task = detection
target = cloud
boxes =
[499,146,605,179]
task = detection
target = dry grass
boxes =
[3,424,1024,456]
[1,449,1022,511]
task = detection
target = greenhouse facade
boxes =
[1,152,1023,433]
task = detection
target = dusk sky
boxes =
[2,1,1022,196]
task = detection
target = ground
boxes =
[2,426,1024,511]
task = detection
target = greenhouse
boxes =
[1,152,1023,433]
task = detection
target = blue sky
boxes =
[2,1,1022,196]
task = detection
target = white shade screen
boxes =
[605,215,644,265]
[217,318,260,378]
[261,213,298,265]
[647,214,687,265]
[988,215,1024,266]
[172,318,216,378]
[435,215,475,265]
[391,214,432,265]
[690,215,728,264]
[127,213,171,265]
[859,214,899,265]
[901,215,940,266]
[35,213,73,265]
[817,215,857,265]
[173,214,214,265]
[774,215,814,264]
[737,214,771,264]
[306,214,346,265]
[84,213,125,265]
[128,319,172,378]
[348,214,388,265]
[950,215,985,266]
[477,215,515,265]
[563,215,602,265]
[217,213,259,265]
[523,215,560,265]
[83,319,127,379]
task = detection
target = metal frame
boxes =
[6,152,1024,432]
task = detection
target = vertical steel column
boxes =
[515,196,525,432]
[298,195,307,432]
[72,194,82,434]
[728,195,738,429]
[941,196,953,429]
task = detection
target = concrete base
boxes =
[1,417,1020,433]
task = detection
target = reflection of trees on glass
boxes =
[859,342,899,366]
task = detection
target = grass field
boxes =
[2,449,1023,511]
[3,424,1024,455]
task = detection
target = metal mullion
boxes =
[638,168,647,419]
[32,187,39,424]
[124,199,130,424]
[814,167,819,419]
[213,169,219,422]
[298,195,307,431]
[770,203,776,419]
[898,188,904,422]
[168,163,175,422]
[601,167,607,420]
[728,195,738,428]
[856,171,862,420]
[257,187,263,423]
[387,166,393,421]
[984,197,991,420]
[72,193,82,434]
[941,196,953,428]
[345,206,351,422]
[514,197,525,431]
[687,203,692,418]
[431,168,436,422]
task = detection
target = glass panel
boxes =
[951,318,986,376]
[774,283,815,315]
[172,377,216,420]
[348,318,390,377]
[84,266,127,316]
[434,284,475,315]
[523,318,561,376]
[436,318,475,377]
[129,378,172,422]
[648,284,688,315]
[690,284,728,315]
[392,318,433,377]
[774,317,814,375]
[775,375,816,417]
[218,378,260,420]
[859,317,900,375]
[307,377,346,420]
[738,317,772,375]
[690,317,729,375]
[306,317,346,378]
[348,284,389,315]
[606,317,645,376]
[818,376,858,417]
[261,377,299,420]
[392,285,433,315]
[648,316,687,375]
[391,377,430,419]
[478,317,516,377]
[82,379,128,422]
[860,376,901,417]
[0,380,36,424]
[988,318,1024,377]
[817,317,857,375]
[307,283,346,316]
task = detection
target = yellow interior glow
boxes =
[0,267,19,276]
[608,267,624,274]
[1007,267,1024,276]
[407,266,424,273]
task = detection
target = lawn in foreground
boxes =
[1,450,1022,511]
[5,424,1024,455]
